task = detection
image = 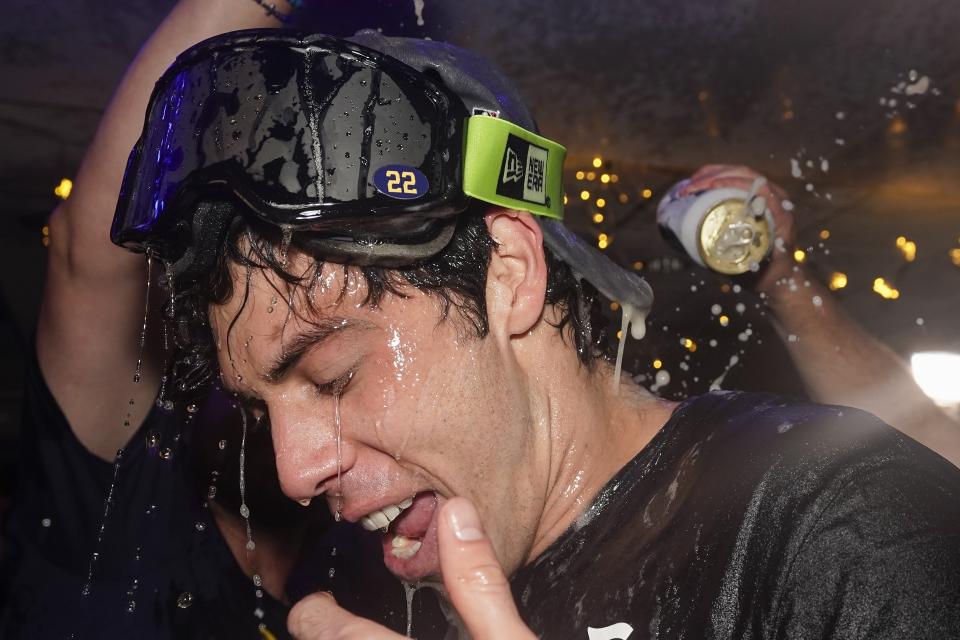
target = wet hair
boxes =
[167,198,612,398]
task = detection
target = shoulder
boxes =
[671,390,960,538]
[672,392,960,637]
[676,390,956,476]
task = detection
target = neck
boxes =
[520,339,678,563]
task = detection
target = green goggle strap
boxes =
[462,115,566,220]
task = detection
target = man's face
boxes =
[209,254,545,582]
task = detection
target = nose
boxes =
[268,398,358,503]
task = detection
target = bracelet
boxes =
[249,0,295,23]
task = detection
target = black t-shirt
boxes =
[510,391,960,640]
[0,351,295,639]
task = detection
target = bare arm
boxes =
[38,0,290,461]
[760,265,960,467]
[682,165,960,467]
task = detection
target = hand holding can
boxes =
[657,165,782,276]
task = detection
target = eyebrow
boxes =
[263,318,372,384]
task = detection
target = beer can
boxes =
[656,179,775,276]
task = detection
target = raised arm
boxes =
[37,0,291,461]
[681,165,960,467]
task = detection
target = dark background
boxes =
[2,0,959,491]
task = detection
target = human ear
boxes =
[484,210,548,339]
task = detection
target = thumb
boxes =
[287,591,404,640]
[438,497,535,640]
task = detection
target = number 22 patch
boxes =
[373,165,429,200]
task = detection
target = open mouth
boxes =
[357,492,444,580]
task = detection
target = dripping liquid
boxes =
[334,391,343,522]
[133,251,153,384]
[402,581,419,637]
[82,449,123,596]
[238,407,255,551]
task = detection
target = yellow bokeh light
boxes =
[618,193,629,204]
[586,171,596,181]
[616,330,622,340]
[793,249,806,263]
[950,248,960,267]
[653,358,663,369]
[896,237,917,262]
[592,212,604,224]
[819,229,831,240]
[719,314,730,327]
[829,272,848,290]
[872,277,900,300]
[41,225,50,237]
[902,242,917,262]
[580,190,590,201]
[54,178,73,200]
[576,170,585,180]
[597,233,609,249]
[888,117,907,135]
[632,260,644,270]
[682,338,697,352]
[563,194,569,205]
[610,174,619,183]
[596,198,606,208]
[610,302,620,311]
[641,188,653,199]
[600,173,611,184]
[592,157,603,168]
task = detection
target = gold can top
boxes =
[697,199,772,275]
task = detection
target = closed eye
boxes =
[315,369,356,397]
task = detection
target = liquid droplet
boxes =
[279,226,293,267]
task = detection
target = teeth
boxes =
[390,535,422,560]
[359,497,416,532]
[383,505,401,521]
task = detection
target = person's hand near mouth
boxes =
[288,497,536,640]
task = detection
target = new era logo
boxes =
[497,134,549,206]
[502,147,524,184]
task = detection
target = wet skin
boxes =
[209,211,677,583]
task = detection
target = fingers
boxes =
[288,592,405,640]
[681,165,788,201]
[438,497,535,640]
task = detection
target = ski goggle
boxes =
[112,30,566,271]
